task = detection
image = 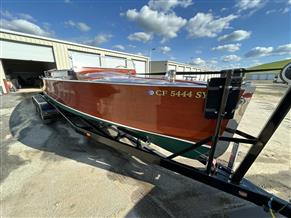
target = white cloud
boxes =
[126,5,186,42]
[265,1,291,15]
[64,0,71,3]
[251,59,262,65]
[209,60,218,64]
[0,18,52,36]
[190,58,219,69]
[266,9,276,15]
[186,12,237,38]
[84,33,113,46]
[128,32,152,42]
[212,43,241,52]
[65,20,91,32]
[222,55,241,62]
[207,59,219,70]
[273,44,291,55]
[77,22,91,32]
[218,30,251,42]
[18,13,35,22]
[148,0,192,12]
[236,0,265,12]
[65,20,76,27]
[160,46,171,54]
[0,10,53,36]
[281,7,290,14]
[245,46,273,57]
[0,10,14,19]
[191,57,206,65]
[128,44,136,48]
[113,44,125,50]
[136,52,144,56]
[93,34,112,44]
[1,10,36,22]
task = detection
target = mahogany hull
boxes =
[43,78,248,158]
[43,79,227,138]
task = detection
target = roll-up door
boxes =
[168,65,176,71]
[133,60,146,74]
[0,40,54,62]
[103,56,126,68]
[258,74,267,80]
[176,66,184,79]
[177,66,184,72]
[70,50,100,68]
[267,73,275,80]
[251,74,259,80]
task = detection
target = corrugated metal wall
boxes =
[150,61,202,73]
[245,73,276,80]
[150,61,167,73]
[0,31,149,70]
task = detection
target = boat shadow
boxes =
[8,96,265,217]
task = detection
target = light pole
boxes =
[190,56,194,65]
[149,48,156,77]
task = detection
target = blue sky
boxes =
[1,0,290,69]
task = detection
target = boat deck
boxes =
[47,70,208,87]
[89,75,207,87]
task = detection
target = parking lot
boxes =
[0,82,290,217]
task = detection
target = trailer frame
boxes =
[32,68,291,217]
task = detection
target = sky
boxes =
[0,0,290,69]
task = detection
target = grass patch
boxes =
[248,59,291,72]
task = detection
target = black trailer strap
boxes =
[218,136,257,144]
[166,136,212,160]
[225,128,257,140]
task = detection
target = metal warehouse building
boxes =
[150,60,202,73]
[150,60,202,79]
[0,29,149,94]
[245,71,277,80]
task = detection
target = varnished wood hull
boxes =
[43,78,252,159]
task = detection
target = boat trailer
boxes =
[32,66,291,217]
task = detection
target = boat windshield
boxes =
[77,71,207,86]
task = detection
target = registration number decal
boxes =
[148,90,206,98]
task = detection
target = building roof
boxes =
[0,28,149,60]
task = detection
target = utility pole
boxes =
[149,48,156,77]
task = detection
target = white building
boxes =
[150,60,202,73]
[150,60,205,80]
[0,29,149,94]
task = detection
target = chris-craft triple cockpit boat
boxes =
[42,65,255,159]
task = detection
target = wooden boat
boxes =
[42,68,255,159]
